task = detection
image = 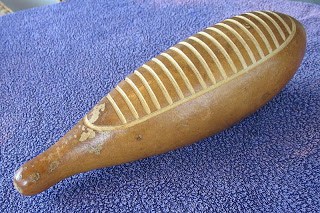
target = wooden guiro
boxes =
[13,11,306,196]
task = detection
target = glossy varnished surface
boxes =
[13,11,306,196]
[84,11,295,131]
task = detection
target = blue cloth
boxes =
[1,0,319,212]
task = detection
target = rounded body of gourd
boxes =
[14,11,306,195]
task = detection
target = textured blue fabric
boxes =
[1,0,319,212]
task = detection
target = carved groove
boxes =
[134,70,161,110]
[236,15,273,53]
[160,53,196,94]
[255,11,286,41]
[198,31,238,73]
[245,12,280,47]
[267,11,291,33]
[116,86,139,119]
[125,77,151,114]
[170,47,207,89]
[207,27,248,69]
[106,94,127,124]
[189,36,228,79]
[152,58,185,99]
[216,23,257,63]
[224,18,265,58]
[142,64,173,105]
[84,12,295,131]
[179,41,216,84]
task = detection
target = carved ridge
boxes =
[84,13,296,131]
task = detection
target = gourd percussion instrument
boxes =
[13,11,306,195]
